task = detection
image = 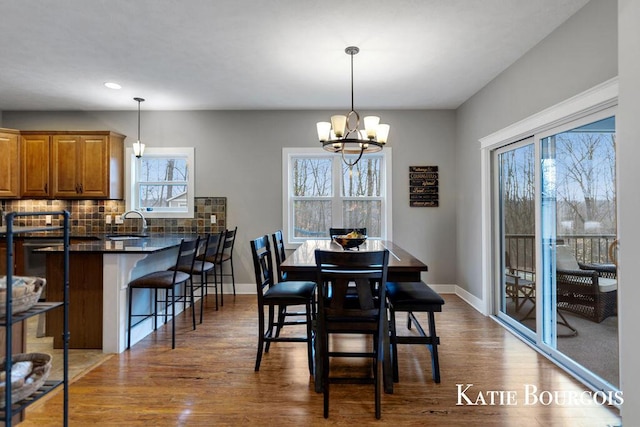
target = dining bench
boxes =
[386,281,444,384]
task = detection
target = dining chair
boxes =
[218,227,238,305]
[329,227,367,237]
[314,248,389,419]
[195,230,225,310]
[127,237,200,349]
[250,235,316,373]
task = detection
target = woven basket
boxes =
[0,352,52,408]
[0,277,45,318]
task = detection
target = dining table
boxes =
[279,238,428,394]
[280,239,428,282]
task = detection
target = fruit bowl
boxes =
[332,235,367,249]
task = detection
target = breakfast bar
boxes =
[42,235,195,353]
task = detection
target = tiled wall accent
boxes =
[1,197,226,236]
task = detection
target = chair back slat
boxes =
[173,237,200,279]
[272,230,287,282]
[250,235,275,302]
[222,226,238,255]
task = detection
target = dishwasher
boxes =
[22,239,61,278]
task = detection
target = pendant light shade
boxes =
[133,97,145,158]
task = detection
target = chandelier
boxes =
[316,46,390,168]
[133,97,146,158]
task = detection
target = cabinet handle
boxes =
[79,183,83,193]
[75,184,79,193]
[44,183,48,193]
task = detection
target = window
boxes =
[282,147,392,246]
[126,147,195,218]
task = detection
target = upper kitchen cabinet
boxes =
[20,131,125,200]
[51,132,125,199]
[0,128,20,198]
[21,133,51,198]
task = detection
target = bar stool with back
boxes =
[195,230,225,311]
[127,237,200,350]
[186,234,216,323]
[217,227,238,306]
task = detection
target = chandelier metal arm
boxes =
[340,143,365,168]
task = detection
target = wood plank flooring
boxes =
[21,294,621,426]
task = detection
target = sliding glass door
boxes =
[494,110,619,392]
[495,138,537,338]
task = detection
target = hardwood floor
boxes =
[21,294,621,426]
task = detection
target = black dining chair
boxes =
[314,248,389,419]
[127,237,200,349]
[250,235,316,374]
[329,227,367,237]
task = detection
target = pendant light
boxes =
[317,46,390,168]
[133,97,145,158]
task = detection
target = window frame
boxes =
[125,147,195,219]
[282,147,392,248]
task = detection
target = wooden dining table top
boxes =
[280,239,428,282]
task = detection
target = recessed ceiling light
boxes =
[104,82,122,89]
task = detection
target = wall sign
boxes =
[409,166,438,207]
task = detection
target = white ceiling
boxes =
[1,0,589,111]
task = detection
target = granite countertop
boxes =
[33,234,198,254]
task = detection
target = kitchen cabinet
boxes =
[0,128,20,198]
[20,133,51,198]
[20,131,125,200]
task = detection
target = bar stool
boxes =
[195,230,224,311]
[185,234,215,323]
[127,237,199,350]
[218,227,237,305]
[386,281,444,383]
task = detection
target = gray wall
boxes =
[2,109,457,288]
[454,0,617,298]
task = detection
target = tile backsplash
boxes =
[1,197,226,236]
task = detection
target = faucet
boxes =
[122,209,148,235]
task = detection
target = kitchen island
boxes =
[42,235,197,353]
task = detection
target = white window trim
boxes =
[282,147,392,249]
[125,147,195,219]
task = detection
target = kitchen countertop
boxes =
[35,234,198,254]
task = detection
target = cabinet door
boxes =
[51,135,82,198]
[0,131,20,198]
[21,134,51,198]
[79,135,109,198]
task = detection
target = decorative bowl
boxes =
[332,235,367,249]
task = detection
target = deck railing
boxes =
[505,234,617,277]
